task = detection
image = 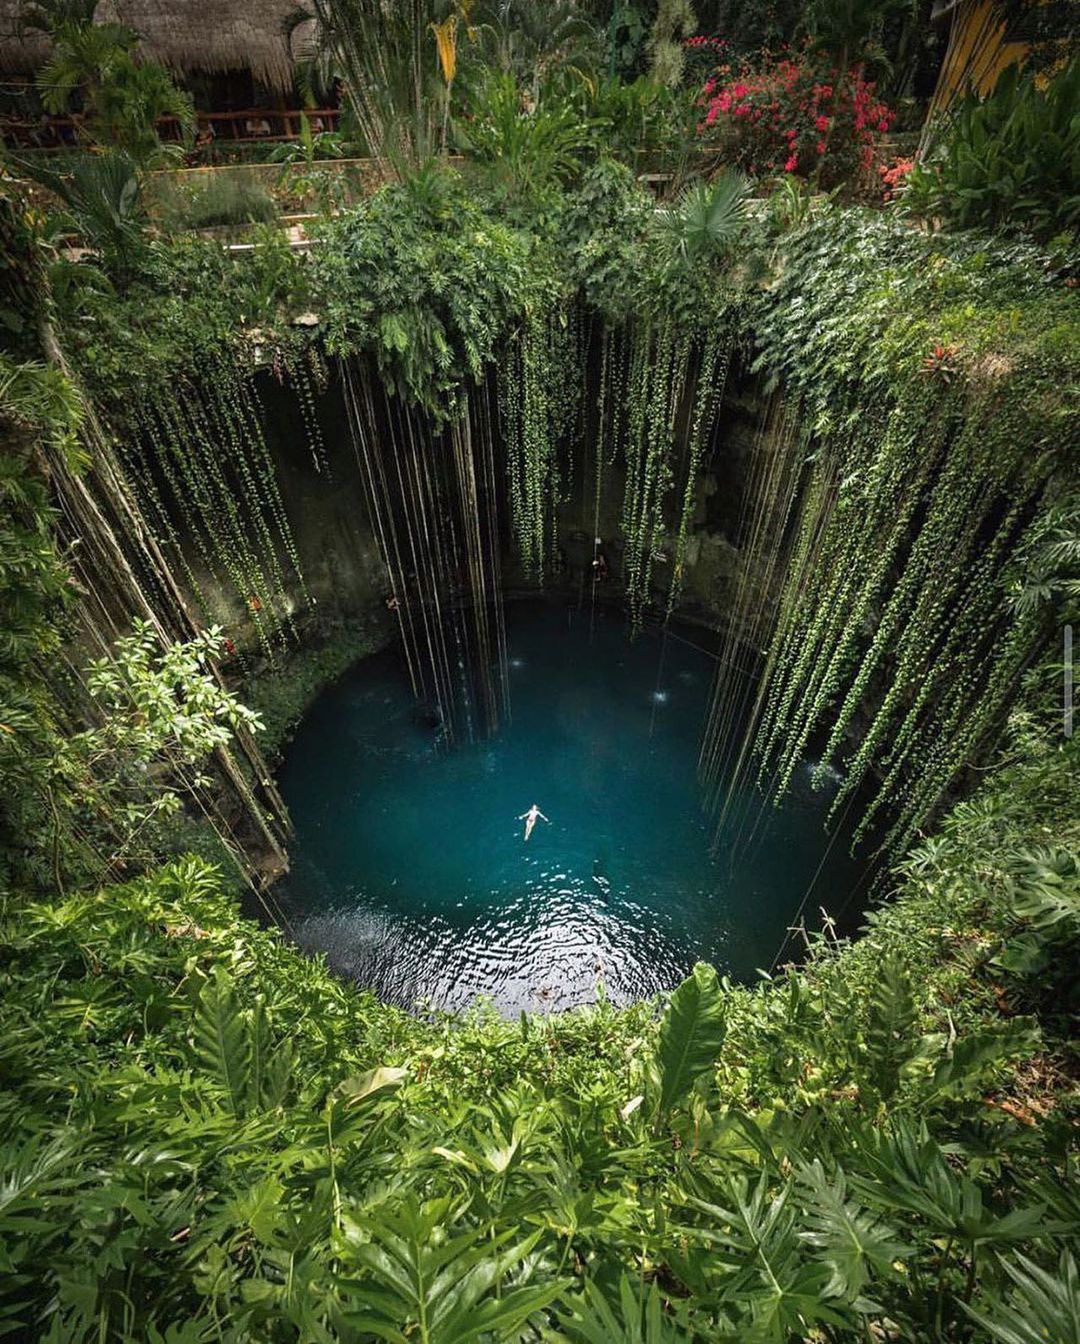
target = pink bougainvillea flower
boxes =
[785,154,798,171]
[815,114,829,131]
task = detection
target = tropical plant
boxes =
[965,1250,1080,1344]
[652,959,725,1116]
[904,59,1080,240]
[166,171,280,231]
[697,43,895,190]
[802,0,909,73]
[305,0,459,163]
[658,168,750,270]
[475,0,602,98]
[456,73,595,196]
[646,0,697,87]
[15,150,146,273]
[34,14,195,164]
[569,73,699,174]
[0,760,1074,1341]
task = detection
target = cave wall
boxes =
[549,360,781,637]
[159,356,780,670]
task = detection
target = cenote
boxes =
[278,600,868,1013]
[8,14,1076,1334]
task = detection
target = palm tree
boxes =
[16,150,146,276]
[803,0,910,74]
[659,169,751,270]
[36,18,195,164]
[475,0,602,100]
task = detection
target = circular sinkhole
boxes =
[276,600,869,1013]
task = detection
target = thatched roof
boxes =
[0,1,316,92]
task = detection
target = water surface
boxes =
[277,601,866,1013]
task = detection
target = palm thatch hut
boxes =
[0,0,316,93]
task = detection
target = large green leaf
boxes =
[191,966,250,1116]
[655,962,726,1117]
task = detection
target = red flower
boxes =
[815,114,829,131]
[785,154,798,172]
[816,139,827,154]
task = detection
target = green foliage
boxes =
[803,0,908,69]
[35,12,195,165]
[965,1249,1080,1344]
[734,206,1078,857]
[905,60,1080,241]
[646,0,696,88]
[654,960,725,1115]
[457,74,596,199]
[658,170,750,272]
[340,1197,564,1342]
[573,75,698,170]
[475,0,603,92]
[163,171,279,232]
[16,149,147,273]
[191,965,295,1114]
[313,165,553,414]
[556,1276,692,1342]
[0,689,1076,1339]
[306,0,451,162]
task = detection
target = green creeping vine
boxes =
[609,318,736,628]
[705,209,1079,857]
[132,367,307,659]
[498,303,583,578]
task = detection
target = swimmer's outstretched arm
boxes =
[538,811,549,822]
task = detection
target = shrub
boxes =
[903,60,1080,240]
[169,170,279,230]
[696,44,895,191]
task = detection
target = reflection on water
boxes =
[277,601,867,1014]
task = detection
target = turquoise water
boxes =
[277,601,866,1013]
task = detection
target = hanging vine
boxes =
[699,209,1077,861]
[121,362,310,660]
[344,359,509,746]
[498,304,580,580]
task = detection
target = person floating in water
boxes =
[519,803,549,841]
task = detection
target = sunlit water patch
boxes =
[276,601,867,1013]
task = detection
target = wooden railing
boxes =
[2,107,341,152]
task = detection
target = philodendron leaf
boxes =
[192,966,250,1116]
[655,962,726,1118]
